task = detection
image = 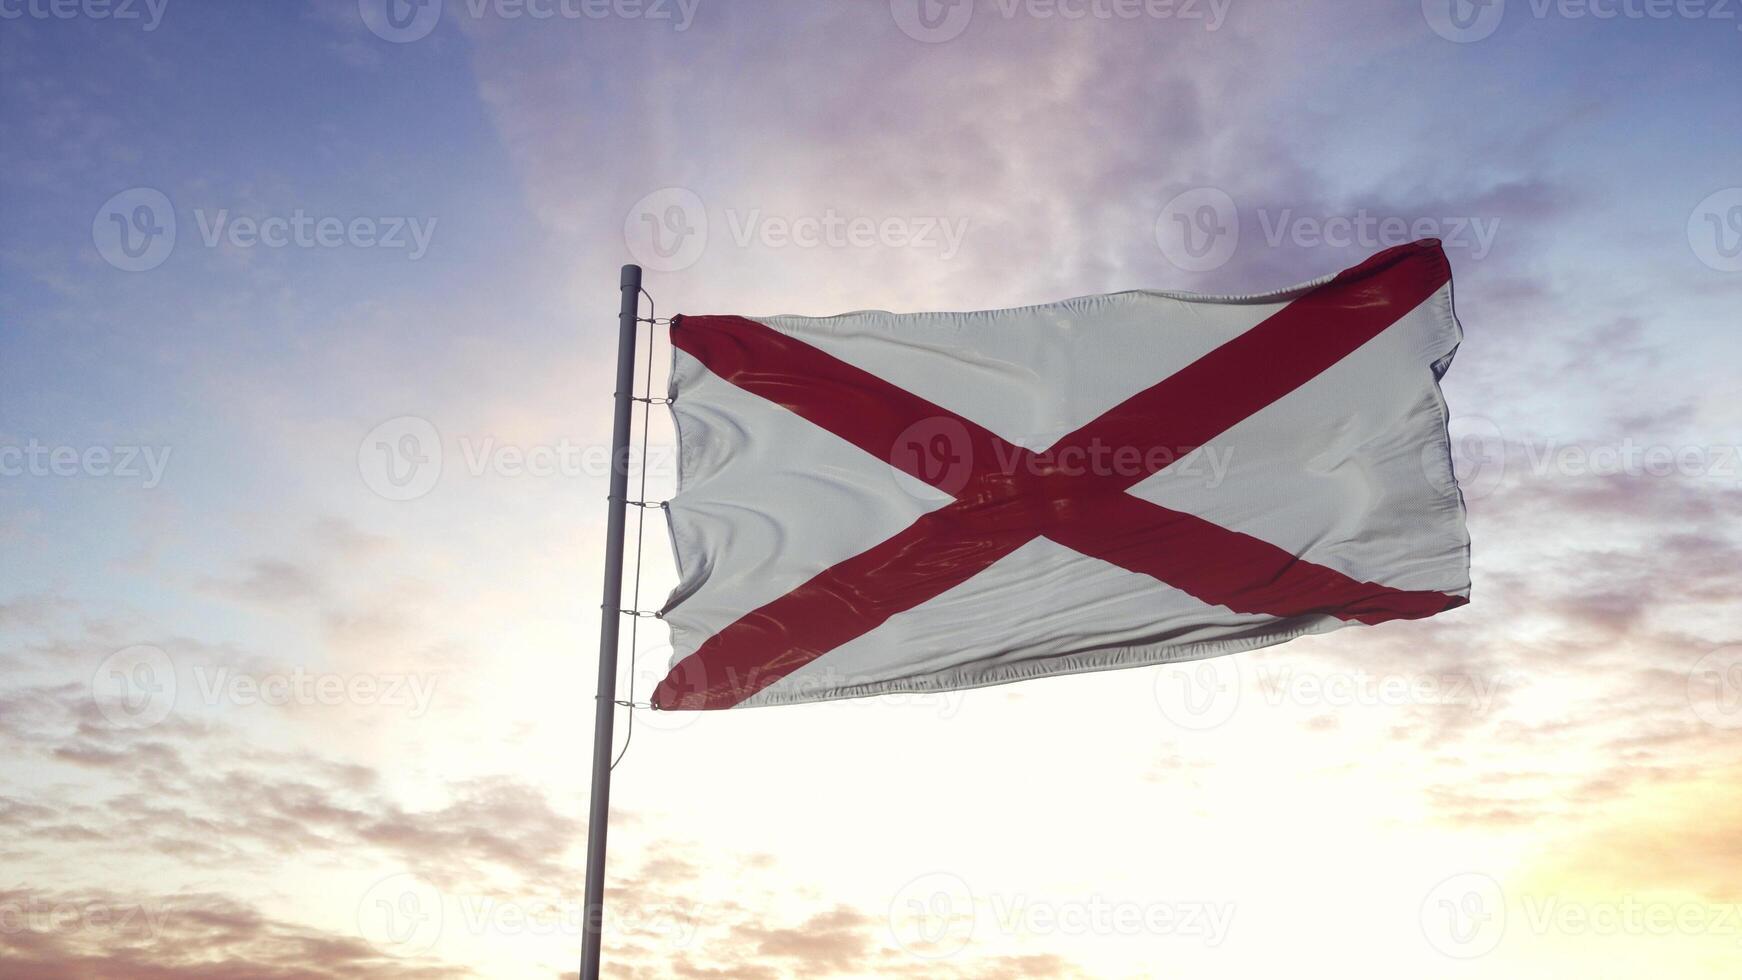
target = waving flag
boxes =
[652,240,1471,710]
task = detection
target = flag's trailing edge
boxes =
[653,239,1471,711]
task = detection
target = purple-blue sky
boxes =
[2,1,1740,977]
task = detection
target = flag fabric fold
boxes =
[653,239,1471,710]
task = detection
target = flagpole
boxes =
[580,263,642,980]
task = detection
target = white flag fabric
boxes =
[653,240,1470,710]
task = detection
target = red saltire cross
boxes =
[653,240,1467,710]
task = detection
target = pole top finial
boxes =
[620,265,643,288]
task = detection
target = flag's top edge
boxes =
[677,239,1449,326]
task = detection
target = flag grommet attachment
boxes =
[604,495,667,508]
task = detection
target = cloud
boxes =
[200,560,325,606]
[0,683,575,888]
[308,517,393,558]
[0,593,76,630]
[742,905,875,973]
[1522,767,1742,903]
[0,887,471,980]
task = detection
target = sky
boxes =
[1,0,1740,977]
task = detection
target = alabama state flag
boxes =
[653,240,1471,710]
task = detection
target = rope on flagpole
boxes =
[608,290,669,772]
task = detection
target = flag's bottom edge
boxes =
[730,611,1403,709]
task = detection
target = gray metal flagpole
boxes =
[580,263,643,980]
